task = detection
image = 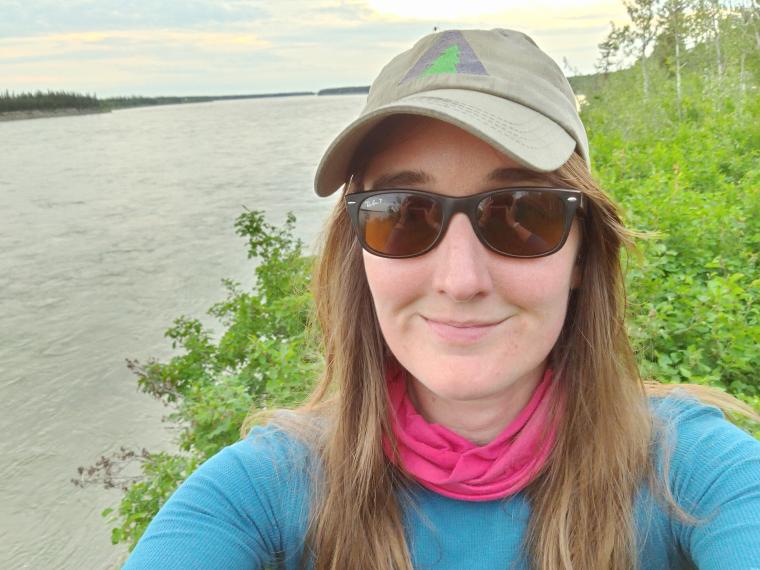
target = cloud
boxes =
[366,0,509,20]
[1,29,270,68]
[0,0,626,95]
[0,0,270,35]
[361,0,626,24]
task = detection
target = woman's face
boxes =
[361,116,581,408]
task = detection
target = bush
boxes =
[585,88,759,402]
[85,209,320,550]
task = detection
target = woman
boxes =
[125,29,760,569]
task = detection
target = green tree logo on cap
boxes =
[423,45,460,76]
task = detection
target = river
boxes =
[0,95,364,569]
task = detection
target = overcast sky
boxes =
[1,0,630,97]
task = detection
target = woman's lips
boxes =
[423,317,505,344]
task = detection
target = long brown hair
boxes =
[256,125,758,569]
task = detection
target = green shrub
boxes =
[586,90,759,402]
[94,210,320,549]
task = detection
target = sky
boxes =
[1,0,631,97]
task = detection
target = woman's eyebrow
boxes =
[367,167,559,191]
[368,170,433,190]
[486,167,558,185]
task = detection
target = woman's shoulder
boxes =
[124,413,321,569]
[646,389,760,510]
[161,421,314,534]
[212,412,323,498]
[649,389,726,426]
[234,414,318,464]
[649,388,755,432]
[648,389,760,461]
[644,390,760,566]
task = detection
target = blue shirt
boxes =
[124,396,760,569]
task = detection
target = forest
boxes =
[0,90,101,112]
[0,90,331,114]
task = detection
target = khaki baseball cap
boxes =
[314,28,589,197]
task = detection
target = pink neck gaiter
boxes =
[383,369,558,502]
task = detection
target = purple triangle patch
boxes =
[401,30,488,84]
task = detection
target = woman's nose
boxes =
[431,213,494,302]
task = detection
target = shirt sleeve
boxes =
[660,397,760,568]
[122,426,311,570]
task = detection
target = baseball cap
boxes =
[314,28,589,197]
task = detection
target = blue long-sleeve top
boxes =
[124,395,760,569]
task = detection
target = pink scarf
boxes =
[383,369,557,502]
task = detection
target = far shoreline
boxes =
[0,108,110,122]
[0,87,371,123]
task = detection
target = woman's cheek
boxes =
[363,253,424,314]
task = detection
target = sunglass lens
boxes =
[359,193,442,257]
[477,190,567,256]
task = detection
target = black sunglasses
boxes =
[345,187,584,259]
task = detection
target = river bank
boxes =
[0,108,110,122]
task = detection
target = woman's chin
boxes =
[405,357,547,406]
[410,372,520,404]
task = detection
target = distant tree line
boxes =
[101,92,317,110]
[0,90,101,112]
[101,95,216,109]
[0,89,362,114]
[317,86,370,96]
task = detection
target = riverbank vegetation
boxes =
[102,92,317,110]
[0,89,350,116]
[0,90,101,112]
[74,0,760,550]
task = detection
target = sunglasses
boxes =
[345,187,584,259]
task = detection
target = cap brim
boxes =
[314,88,577,197]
